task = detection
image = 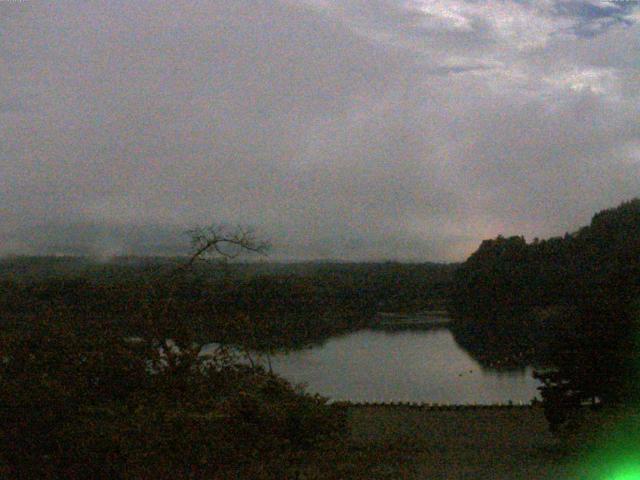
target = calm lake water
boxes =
[207,327,541,404]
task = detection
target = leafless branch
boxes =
[183,224,270,269]
[143,224,270,358]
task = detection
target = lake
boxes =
[205,326,541,404]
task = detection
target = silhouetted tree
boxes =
[0,225,347,479]
[449,199,640,431]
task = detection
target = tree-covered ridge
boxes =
[450,198,640,320]
[0,260,454,352]
[449,199,640,430]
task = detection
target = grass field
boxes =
[338,405,575,480]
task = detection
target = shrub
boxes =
[0,312,345,479]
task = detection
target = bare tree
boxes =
[185,224,270,266]
[144,224,270,371]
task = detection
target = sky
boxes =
[1,0,639,261]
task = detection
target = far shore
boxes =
[373,310,452,328]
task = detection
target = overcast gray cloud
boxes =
[1,0,639,261]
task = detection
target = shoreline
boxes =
[373,310,452,328]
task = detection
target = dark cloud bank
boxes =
[1,0,639,261]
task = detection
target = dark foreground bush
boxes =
[0,312,346,479]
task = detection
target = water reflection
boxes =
[205,328,541,404]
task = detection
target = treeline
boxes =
[449,199,640,414]
[0,259,455,351]
[450,199,640,319]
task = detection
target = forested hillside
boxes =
[449,199,640,427]
[0,259,454,351]
[450,198,640,320]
